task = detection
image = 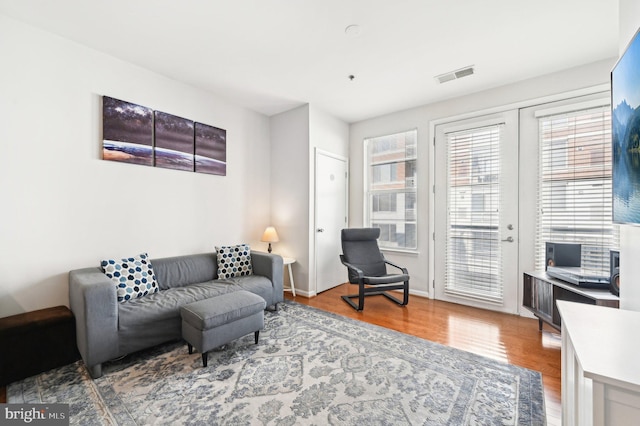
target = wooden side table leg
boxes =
[288,264,296,297]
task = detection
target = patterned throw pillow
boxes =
[216,244,253,279]
[101,253,159,302]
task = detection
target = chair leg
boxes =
[403,280,409,305]
[341,294,363,311]
[341,281,410,311]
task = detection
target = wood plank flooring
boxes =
[286,284,562,425]
[0,286,562,425]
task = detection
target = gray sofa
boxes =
[69,251,283,378]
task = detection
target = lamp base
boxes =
[267,243,272,253]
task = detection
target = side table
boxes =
[283,257,296,297]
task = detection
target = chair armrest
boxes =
[251,251,284,303]
[340,255,365,281]
[68,267,119,371]
[384,259,409,275]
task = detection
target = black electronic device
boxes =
[610,249,620,296]
[546,266,611,288]
[544,242,609,288]
[545,242,581,270]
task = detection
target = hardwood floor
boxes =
[0,286,562,424]
[286,284,562,425]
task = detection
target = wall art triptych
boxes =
[102,96,226,176]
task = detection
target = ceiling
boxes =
[0,0,620,123]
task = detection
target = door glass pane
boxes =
[536,106,618,273]
[445,125,504,302]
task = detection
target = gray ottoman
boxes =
[180,290,266,367]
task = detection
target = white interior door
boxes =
[433,111,520,314]
[315,149,348,294]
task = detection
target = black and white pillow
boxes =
[216,244,253,279]
[101,253,159,302]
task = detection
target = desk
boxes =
[558,301,640,426]
[283,257,296,297]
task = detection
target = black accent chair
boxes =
[339,228,410,311]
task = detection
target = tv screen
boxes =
[612,27,640,224]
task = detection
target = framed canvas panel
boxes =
[154,111,195,171]
[195,122,227,176]
[613,26,640,224]
[102,96,153,166]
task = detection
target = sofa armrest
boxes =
[68,267,119,376]
[251,251,284,304]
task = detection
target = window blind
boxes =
[445,124,504,302]
[536,105,618,273]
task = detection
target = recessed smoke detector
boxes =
[345,24,361,37]
[435,65,475,84]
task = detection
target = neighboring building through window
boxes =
[365,129,417,250]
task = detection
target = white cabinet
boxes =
[557,301,640,426]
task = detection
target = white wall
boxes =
[308,106,349,294]
[0,15,272,317]
[349,59,615,298]
[270,105,311,292]
[618,0,640,311]
[269,104,348,296]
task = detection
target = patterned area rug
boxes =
[8,302,545,425]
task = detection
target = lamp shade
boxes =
[261,226,279,243]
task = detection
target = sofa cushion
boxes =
[101,253,159,302]
[216,244,253,279]
[152,253,217,290]
[118,281,240,329]
[221,275,274,306]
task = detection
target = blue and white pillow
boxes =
[216,244,253,279]
[101,253,159,302]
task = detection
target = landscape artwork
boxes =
[195,122,227,176]
[612,29,640,224]
[102,96,153,166]
[154,111,195,171]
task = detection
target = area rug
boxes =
[8,301,545,425]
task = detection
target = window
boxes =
[536,105,619,273]
[366,129,417,250]
[372,163,398,183]
[372,193,397,212]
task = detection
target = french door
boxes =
[433,111,519,313]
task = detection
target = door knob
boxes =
[501,236,514,242]
[317,228,324,233]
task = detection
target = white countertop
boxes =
[557,300,640,392]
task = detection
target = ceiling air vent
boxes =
[435,65,475,84]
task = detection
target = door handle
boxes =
[501,236,514,242]
[317,228,324,233]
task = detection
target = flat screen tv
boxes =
[612,27,640,224]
